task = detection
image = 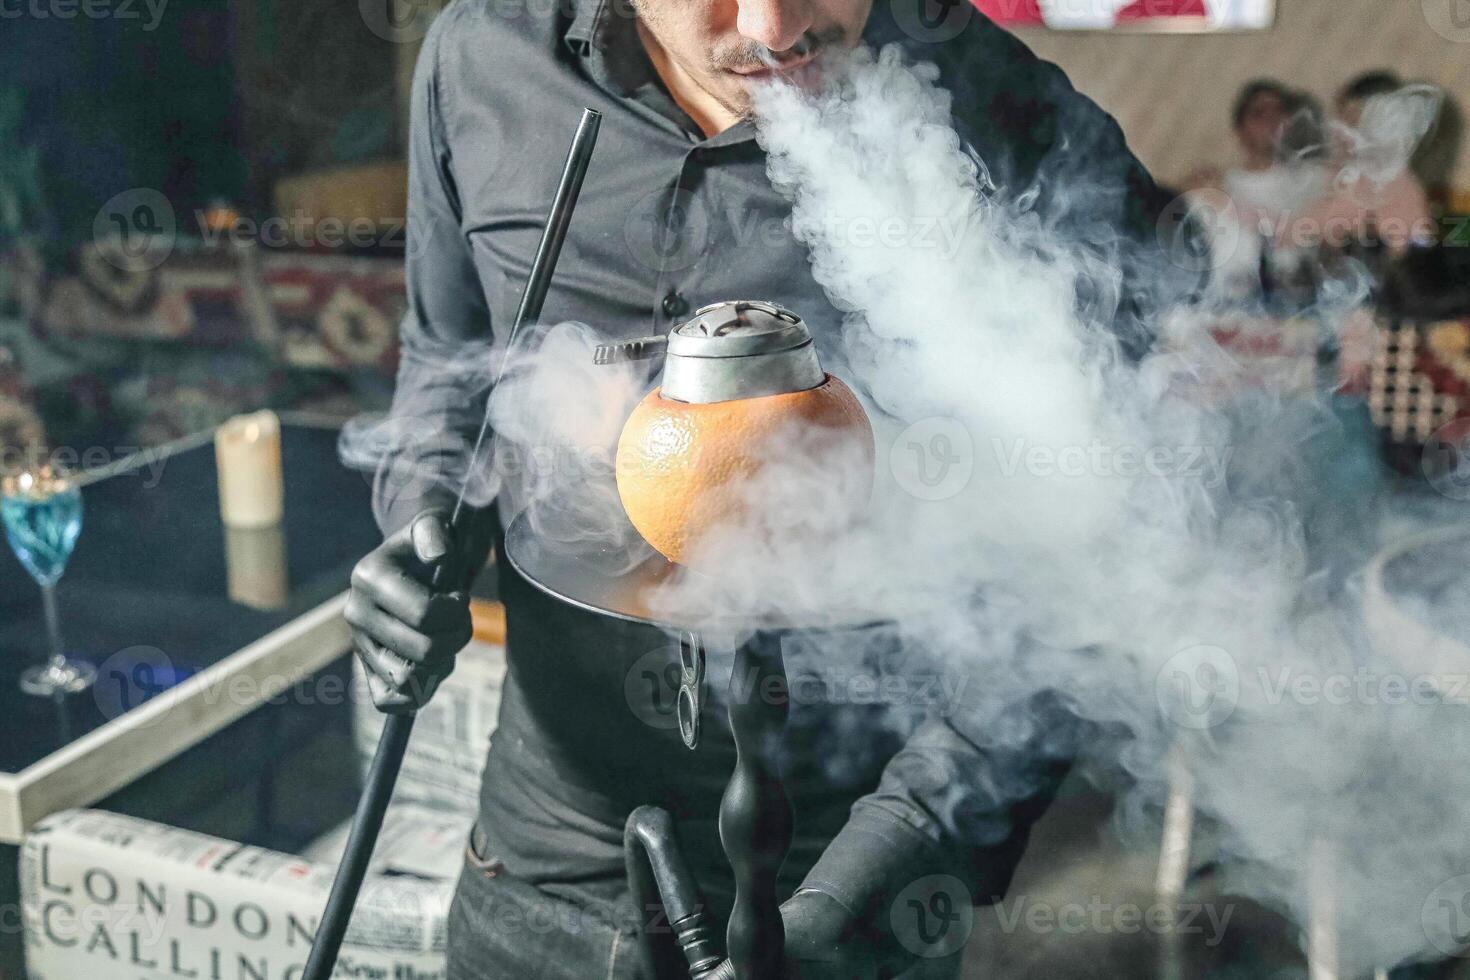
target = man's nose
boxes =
[736,0,815,53]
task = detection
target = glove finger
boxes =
[351,599,434,664]
[356,631,456,708]
[364,664,417,714]
[353,523,439,629]
[355,631,414,690]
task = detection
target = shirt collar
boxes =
[563,0,606,56]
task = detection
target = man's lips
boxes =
[727,49,818,79]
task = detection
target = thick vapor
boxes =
[336,40,1464,973]
[637,47,1457,974]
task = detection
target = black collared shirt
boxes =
[384,0,1173,944]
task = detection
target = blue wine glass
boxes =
[1,466,96,696]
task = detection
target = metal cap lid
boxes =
[592,300,825,404]
[667,301,809,358]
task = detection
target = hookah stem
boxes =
[300,107,601,980]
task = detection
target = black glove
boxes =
[345,507,474,713]
[782,887,882,980]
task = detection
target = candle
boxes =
[225,523,289,610]
[215,410,284,528]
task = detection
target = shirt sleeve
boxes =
[798,690,1091,924]
[371,8,497,538]
[941,14,1204,360]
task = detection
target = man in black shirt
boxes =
[344,0,1177,976]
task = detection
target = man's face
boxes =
[1236,91,1288,158]
[631,0,874,119]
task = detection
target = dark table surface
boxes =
[0,422,380,774]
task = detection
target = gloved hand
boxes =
[345,508,474,714]
[781,888,910,980]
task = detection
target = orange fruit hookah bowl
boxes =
[596,301,874,567]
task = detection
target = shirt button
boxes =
[661,291,690,318]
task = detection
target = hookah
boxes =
[304,105,876,979]
[506,298,875,979]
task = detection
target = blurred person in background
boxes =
[1185,80,1331,298]
[1184,79,1329,216]
[1287,70,1438,259]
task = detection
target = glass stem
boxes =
[41,580,66,670]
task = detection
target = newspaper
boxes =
[21,809,454,980]
[300,803,469,883]
[353,639,506,816]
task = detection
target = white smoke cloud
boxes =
[623,45,1461,975]
[337,40,1464,975]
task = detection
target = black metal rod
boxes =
[300,107,601,980]
[298,711,414,980]
[451,106,602,543]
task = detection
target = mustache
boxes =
[713,27,844,72]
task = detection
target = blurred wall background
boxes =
[1020,0,1469,204]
